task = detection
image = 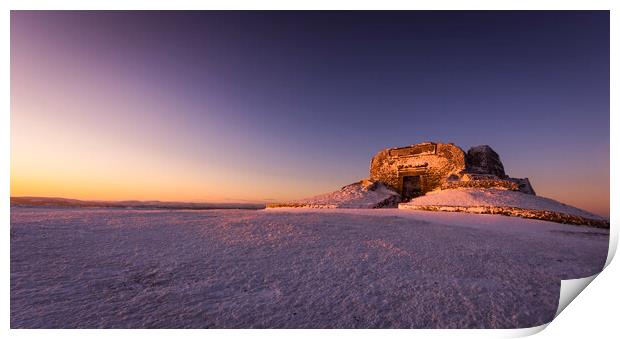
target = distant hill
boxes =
[10,196,265,210]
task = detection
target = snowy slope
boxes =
[11,207,609,329]
[268,179,400,208]
[400,188,607,227]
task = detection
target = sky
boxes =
[10,11,610,216]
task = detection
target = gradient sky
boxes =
[11,11,610,216]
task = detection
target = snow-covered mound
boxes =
[399,188,608,227]
[267,179,400,209]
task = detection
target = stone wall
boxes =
[441,179,520,191]
[370,142,536,197]
[369,142,467,194]
[399,204,609,228]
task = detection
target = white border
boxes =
[2,1,617,338]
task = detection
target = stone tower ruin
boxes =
[369,142,535,201]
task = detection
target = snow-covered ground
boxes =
[11,206,609,328]
[402,188,604,220]
[399,188,607,227]
[268,179,400,208]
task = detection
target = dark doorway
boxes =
[402,175,422,201]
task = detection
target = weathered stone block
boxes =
[465,145,507,178]
[369,142,467,199]
[370,142,535,199]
